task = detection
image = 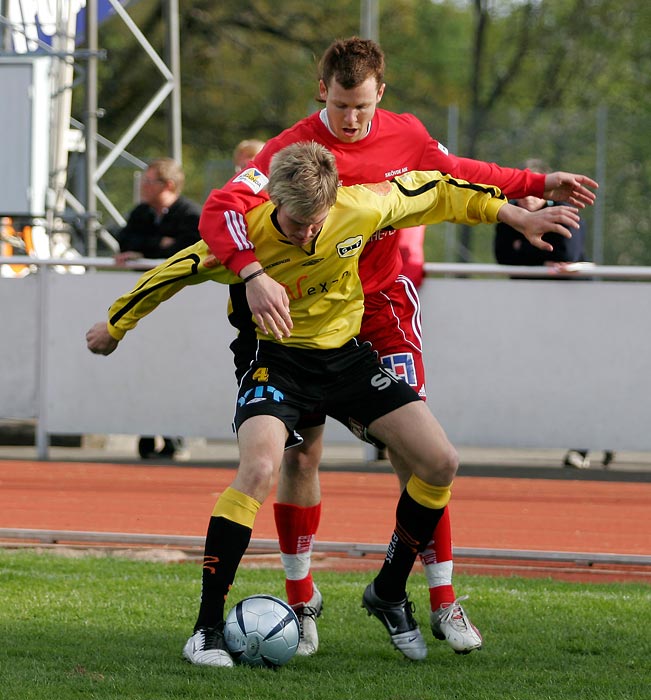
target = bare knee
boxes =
[390,442,458,488]
[283,445,320,477]
[233,459,277,503]
[434,444,459,485]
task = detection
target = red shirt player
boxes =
[199,38,597,656]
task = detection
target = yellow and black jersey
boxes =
[106,170,505,350]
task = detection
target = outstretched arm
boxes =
[418,125,598,204]
[497,203,581,251]
[85,241,235,356]
[543,172,598,208]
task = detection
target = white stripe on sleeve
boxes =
[224,210,254,251]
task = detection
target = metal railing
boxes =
[1,527,649,568]
[4,256,651,279]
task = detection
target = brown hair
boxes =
[318,36,385,90]
[148,158,185,193]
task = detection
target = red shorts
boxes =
[358,275,427,400]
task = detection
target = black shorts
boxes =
[229,284,329,436]
[233,339,421,446]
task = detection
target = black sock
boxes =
[194,515,252,630]
[373,488,443,602]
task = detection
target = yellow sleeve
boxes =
[378,170,507,229]
[106,240,237,340]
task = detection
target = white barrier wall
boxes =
[0,275,39,417]
[2,268,650,451]
[421,278,651,450]
[44,270,238,439]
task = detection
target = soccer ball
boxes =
[224,594,300,668]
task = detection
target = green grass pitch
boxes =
[1,549,649,700]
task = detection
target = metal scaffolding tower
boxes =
[0,0,181,257]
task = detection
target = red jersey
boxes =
[200,108,545,294]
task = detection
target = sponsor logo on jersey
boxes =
[380,353,417,387]
[384,166,409,178]
[281,270,351,300]
[264,257,290,271]
[336,236,363,258]
[233,167,268,194]
[438,141,449,155]
[368,228,397,243]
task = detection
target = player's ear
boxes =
[318,79,328,101]
[376,82,386,103]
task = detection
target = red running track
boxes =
[0,460,649,582]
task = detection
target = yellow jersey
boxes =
[106,170,505,350]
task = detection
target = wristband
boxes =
[243,268,265,284]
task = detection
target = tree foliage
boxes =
[81,0,651,264]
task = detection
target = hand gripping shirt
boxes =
[199,108,544,295]
[107,170,506,350]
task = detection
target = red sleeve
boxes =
[398,226,425,288]
[418,138,546,199]
[199,139,283,275]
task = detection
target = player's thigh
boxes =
[233,414,289,502]
[283,424,324,473]
[278,424,325,506]
[368,401,458,486]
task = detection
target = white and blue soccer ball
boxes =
[224,594,300,668]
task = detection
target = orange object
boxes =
[1,217,33,276]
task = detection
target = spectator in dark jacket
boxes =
[494,158,613,470]
[494,158,587,269]
[116,158,201,459]
[115,158,201,265]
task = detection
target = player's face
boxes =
[139,167,167,205]
[320,77,385,143]
[276,206,330,247]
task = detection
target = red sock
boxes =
[420,506,455,610]
[273,502,321,605]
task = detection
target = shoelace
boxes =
[295,603,319,637]
[404,598,418,627]
[438,595,470,630]
[199,625,225,650]
[300,604,320,621]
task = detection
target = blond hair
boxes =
[267,142,339,220]
[233,139,265,172]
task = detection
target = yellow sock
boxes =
[406,474,452,509]
[212,486,261,529]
